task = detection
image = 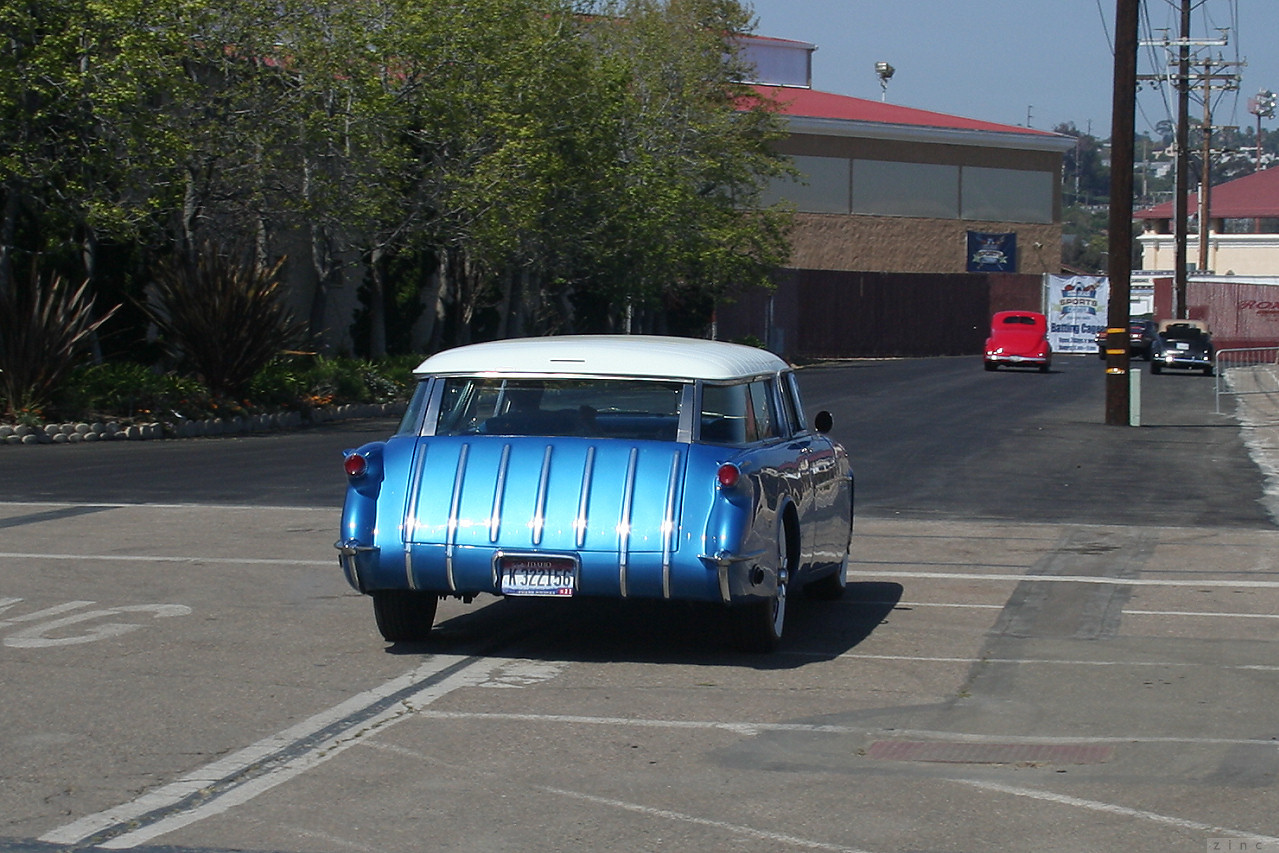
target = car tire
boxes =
[1204,365,1214,376]
[805,555,847,601]
[372,590,438,642]
[984,361,997,371]
[1151,362,1162,374]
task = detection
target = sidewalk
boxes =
[1223,364,1279,522]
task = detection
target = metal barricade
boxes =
[1214,347,1279,415]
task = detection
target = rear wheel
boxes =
[804,561,846,600]
[1151,361,1162,374]
[372,590,438,642]
[805,531,849,601]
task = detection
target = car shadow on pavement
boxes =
[384,581,903,668]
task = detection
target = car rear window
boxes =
[433,377,685,441]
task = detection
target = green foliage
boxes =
[57,361,209,420]
[1061,205,1109,274]
[248,355,414,409]
[3,0,795,352]
[0,270,119,417]
[50,354,418,424]
[142,245,308,398]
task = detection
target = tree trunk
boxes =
[412,252,445,353]
[308,224,336,347]
[0,188,18,300]
[367,245,388,358]
[80,228,104,363]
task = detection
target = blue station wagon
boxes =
[336,335,854,652]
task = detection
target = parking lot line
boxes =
[38,654,510,849]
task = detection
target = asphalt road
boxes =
[1,353,1268,527]
[2,354,1277,853]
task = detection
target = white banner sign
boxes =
[1046,275,1109,354]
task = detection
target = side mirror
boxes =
[814,411,833,434]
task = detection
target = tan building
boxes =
[721,36,1074,358]
[1137,166,1279,276]
[742,36,1073,277]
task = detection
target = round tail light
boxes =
[717,463,741,488]
[344,453,368,478]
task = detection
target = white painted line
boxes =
[849,601,1279,621]
[363,739,877,852]
[1123,609,1279,619]
[39,655,513,848]
[0,500,327,512]
[539,785,876,853]
[894,601,1003,609]
[847,569,1279,589]
[412,710,1279,748]
[0,552,324,567]
[949,777,1279,844]
[812,652,1279,672]
[891,601,1279,620]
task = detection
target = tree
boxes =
[0,0,190,296]
[566,0,793,332]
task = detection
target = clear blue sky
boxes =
[744,0,1279,140]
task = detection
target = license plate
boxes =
[1174,342,1189,350]
[499,556,577,597]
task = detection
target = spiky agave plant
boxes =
[0,271,119,419]
[144,245,307,399]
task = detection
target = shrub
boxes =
[0,271,119,418]
[142,245,307,399]
[58,362,210,421]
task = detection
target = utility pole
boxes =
[1175,1,1191,319]
[1106,0,1138,426]
[1194,55,1244,274]
[1140,9,1240,316]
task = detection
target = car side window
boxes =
[778,372,802,436]
[699,383,747,444]
[746,379,779,442]
[395,379,432,436]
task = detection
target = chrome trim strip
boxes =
[576,446,595,549]
[403,444,430,590]
[335,539,376,591]
[704,548,765,603]
[445,444,470,591]
[490,444,511,543]
[618,447,638,597]
[676,383,695,443]
[532,445,553,545]
[661,450,681,599]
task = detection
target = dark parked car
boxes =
[1150,320,1214,375]
[1095,318,1158,361]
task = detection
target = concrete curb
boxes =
[0,402,407,447]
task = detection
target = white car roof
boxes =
[413,335,790,381]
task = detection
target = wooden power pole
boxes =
[1105,0,1139,426]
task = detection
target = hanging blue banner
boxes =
[967,231,1017,272]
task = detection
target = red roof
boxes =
[1137,167,1279,220]
[751,85,1061,138]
